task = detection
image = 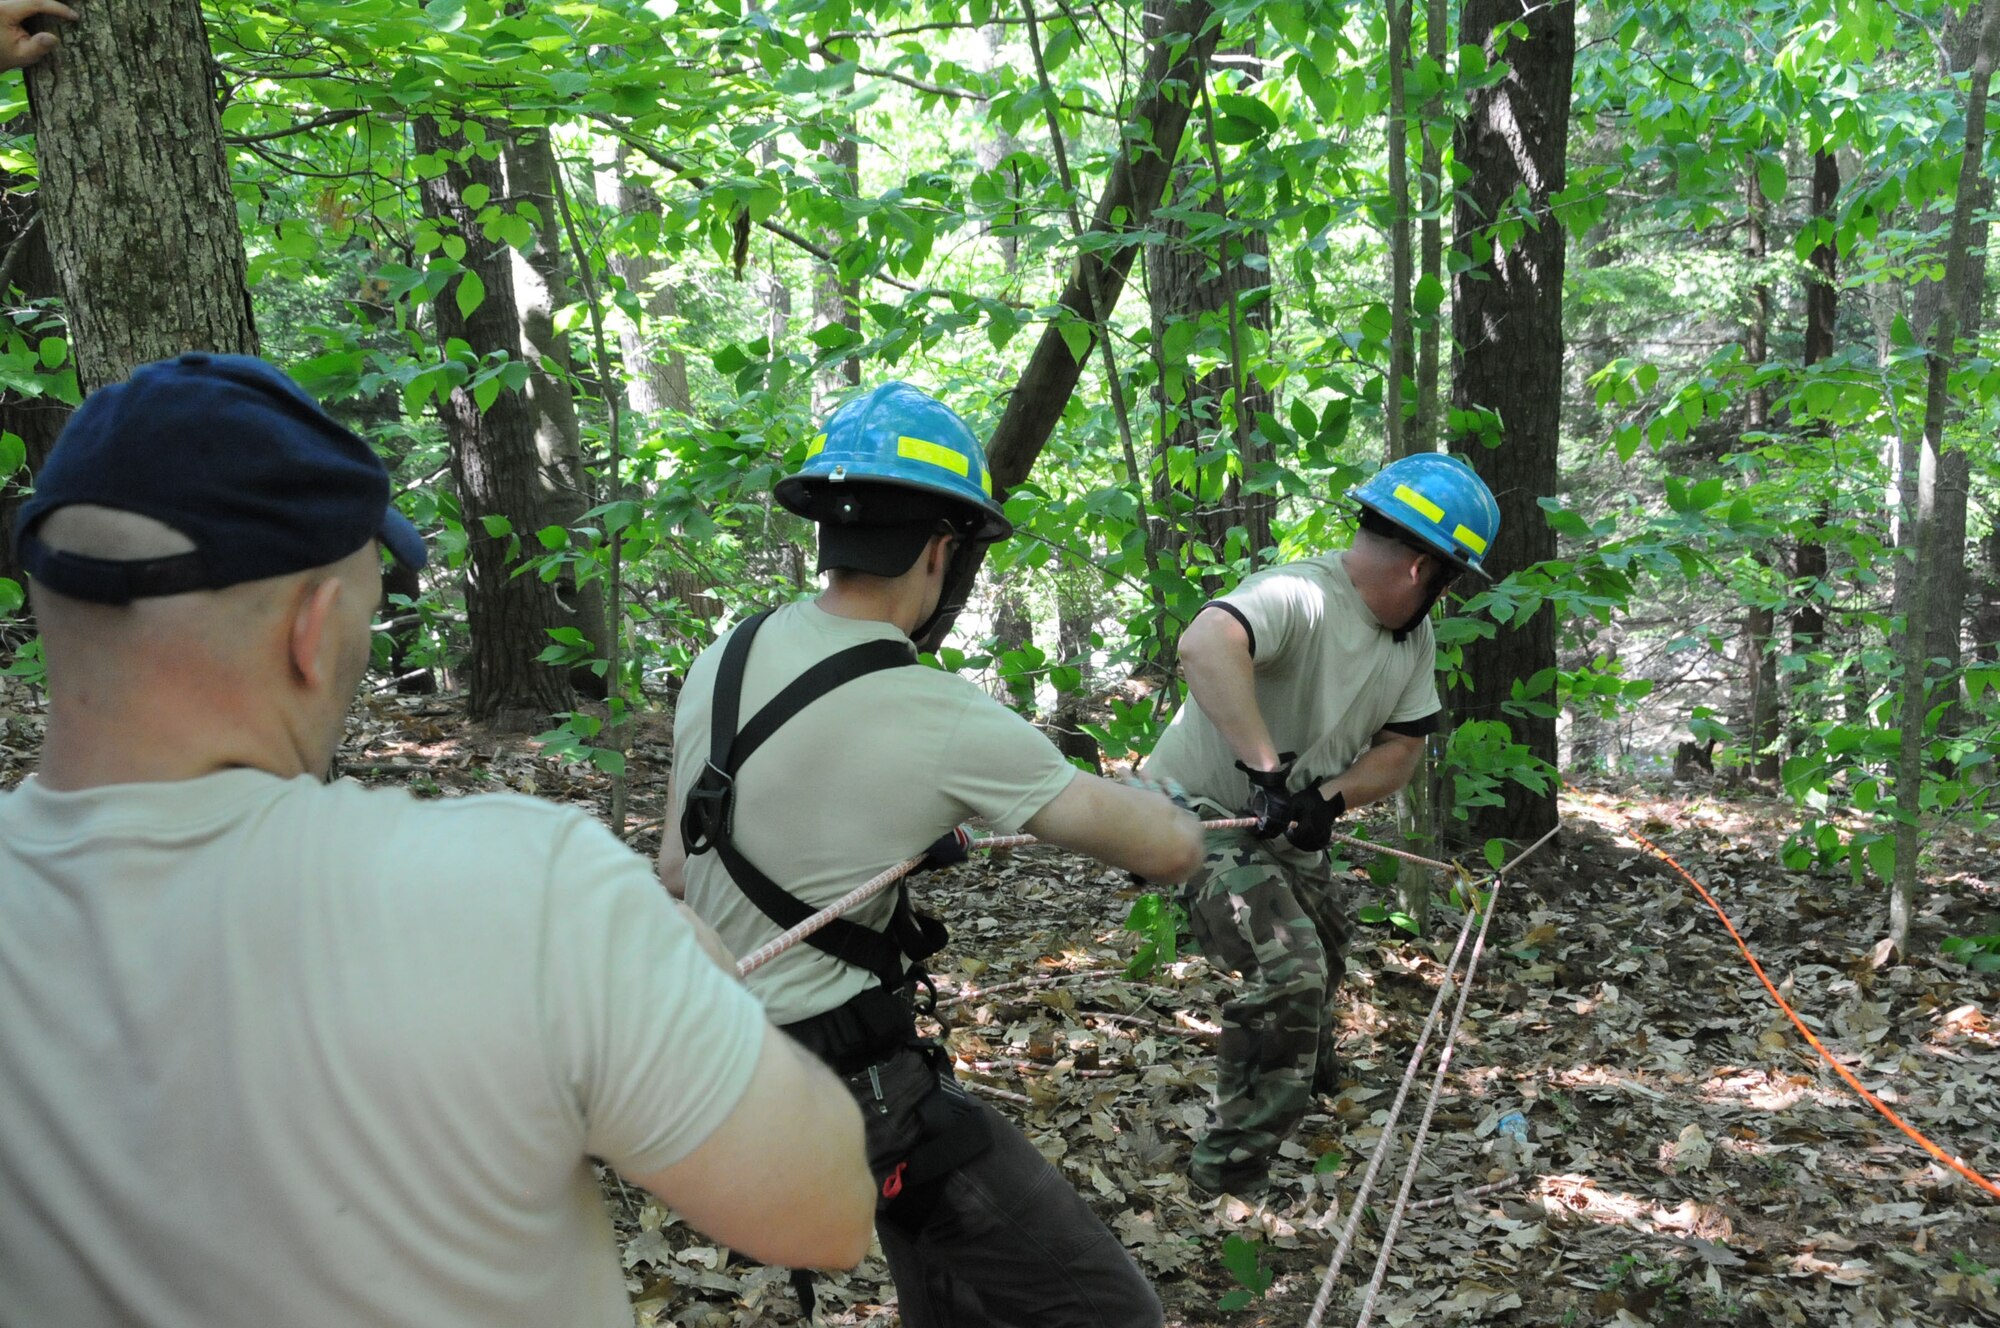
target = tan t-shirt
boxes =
[1145,552,1441,808]
[675,600,1079,1025]
[0,770,768,1328]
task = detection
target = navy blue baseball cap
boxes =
[13,352,426,605]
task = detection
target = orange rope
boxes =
[1580,783,2000,1202]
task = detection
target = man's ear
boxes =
[288,576,346,690]
[926,531,955,576]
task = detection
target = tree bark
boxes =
[1386,0,1414,460]
[502,129,610,699]
[812,59,863,414]
[1791,150,1838,671]
[920,0,1221,650]
[25,0,256,392]
[1446,0,1574,846]
[1892,0,2000,956]
[0,190,69,590]
[1743,167,1781,782]
[416,116,575,730]
[1151,43,1275,596]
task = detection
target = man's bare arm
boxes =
[1023,774,1204,884]
[1,0,76,71]
[626,1023,875,1270]
[1317,729,1425,810]
[658,772,688,899]
[1175,606,1281,773]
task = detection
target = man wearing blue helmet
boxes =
[662,382,1202,1328]
[1143,452,1501,1200]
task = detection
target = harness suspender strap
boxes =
[681,607,941,992]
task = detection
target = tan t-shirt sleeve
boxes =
[930,686,1079,833]
[1218,565,1325,669]
[537,814,770,1178]
[1385,624,1444,725]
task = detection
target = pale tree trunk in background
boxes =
[812,70,863,414]
[1790,149,1838,746]
[1448,0,1573,847]
[1743,167,1781,783]
[1401,0,1452,924]
[417,116,574,731]
[1912,8,1995,748]
[592,146,693,420]
[1892,0,2000,956]
[26,0,256,392]
[503,130,609,698]
[978,22,1023,278]
[1387,0,1433,930]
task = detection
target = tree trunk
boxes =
[416,116,575,731]
[920,0,1221,650]
[1386,0,1414,460]
[502,130,610,700]
[25,0,256,392]
[1791,151,1838,681]
[1743,167,1781,782]
[0,191,69,590]
[1150,45,1275,596]
[1412,0,1448,453]
[978,21,1023,278]
[1446,0,1574,846]
[1915,9,1995,748]
[812,67,862,414]
[592,149,694,421]
[1892,0,2000,956]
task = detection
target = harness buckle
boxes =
[678,762,735,856]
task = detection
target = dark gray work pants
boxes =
[848,1045,1163,1328]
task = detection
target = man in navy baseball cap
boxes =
[14,351,425,604]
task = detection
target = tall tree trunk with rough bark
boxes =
[417,116,575,731]
[1447,0,1573,846]
[502,130,609,700]
[25,0,256,393]
[1892,0,2000,955]
[0,187,69,590]
[1150,44,1275,596]
[593,148,693,420]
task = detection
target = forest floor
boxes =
[5,686,1998,1327]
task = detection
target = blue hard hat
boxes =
[1350,453,1500,579]
[774,383,1011,541]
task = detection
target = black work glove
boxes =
[911,825,971,873]
[1235,756,1297,840]
[1284,786,1348,853]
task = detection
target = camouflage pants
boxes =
[1182,830,1347,1189]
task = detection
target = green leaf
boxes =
[0,431,23,479]
[480,514,513,538]
[456,270,487,320]
[0,577,21,616]
[1757,154,1786,205]
[1413,273,1446,315]
[1484,838,1507,870]
[462,182,491,210]
[37,337,68,370]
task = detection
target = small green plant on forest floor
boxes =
[1121,893,1187,980]
[1217,1233,1274,1312]
[1941,931,2000,973]
[1357,901,1421,935]
[1952,1249,1996,1281]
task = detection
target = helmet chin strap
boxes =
[1392,559,1462,642]
[909,533,984,645]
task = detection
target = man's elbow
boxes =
[1142,814,1205,884]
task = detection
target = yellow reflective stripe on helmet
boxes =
[1453,523,1489,555]
[1393,483,1445,525]
[806,433,827,458]
[897,435,978,486]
